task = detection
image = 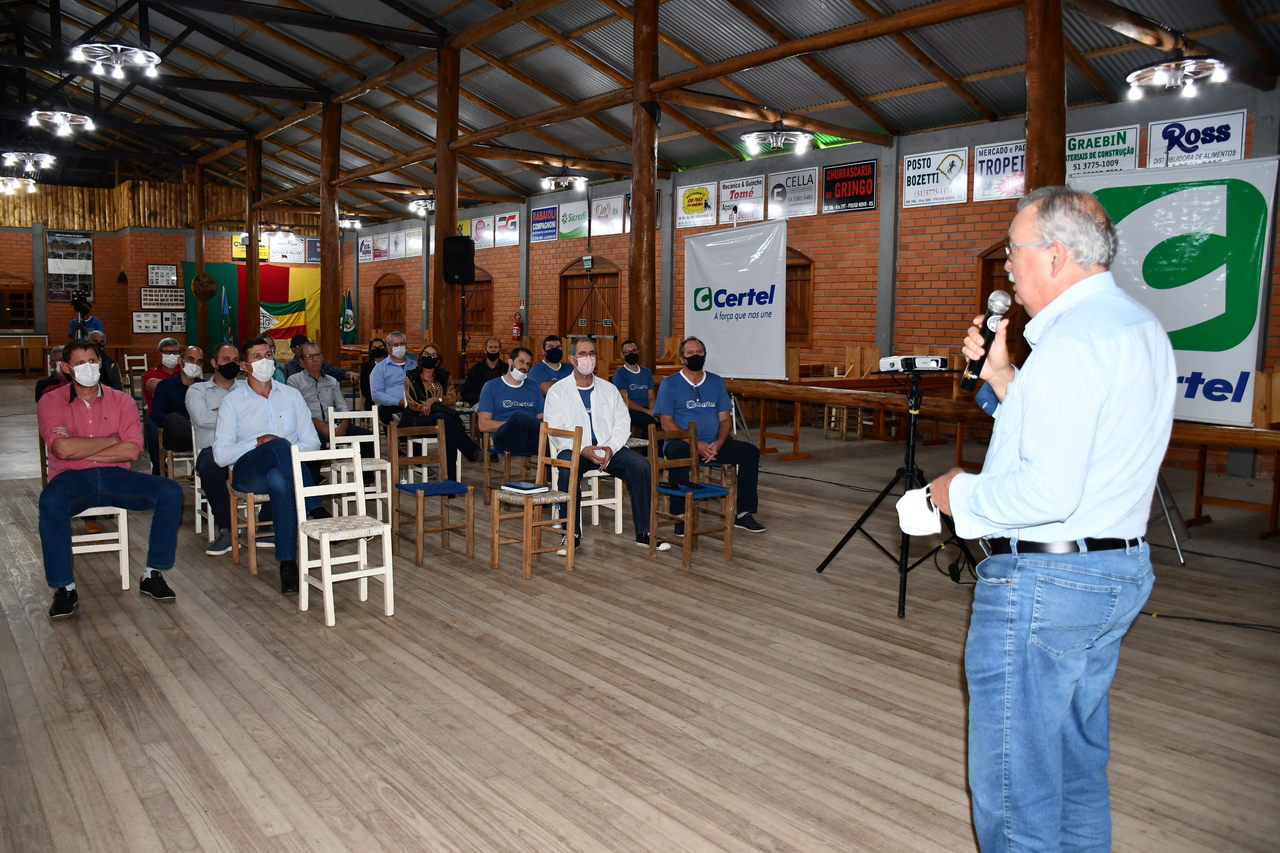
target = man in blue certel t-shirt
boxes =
[528,334,573,395]
[652,335,765,533]
[478,346,544,454]
[611,338,657,433]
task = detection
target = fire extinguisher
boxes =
[511,310,524,341]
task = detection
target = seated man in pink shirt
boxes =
[37,340,185,619]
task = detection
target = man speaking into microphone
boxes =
[929,186,1175,852]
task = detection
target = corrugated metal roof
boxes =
[510,47,624,103]
[821,38,939,98]
[658,0,778,62]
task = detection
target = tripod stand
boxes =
[816,370,978,618]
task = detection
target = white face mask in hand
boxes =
[250,359,276,382]
[895,486,941,536]
[71,361,100,387]
[181,362,203,379]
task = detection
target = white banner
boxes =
[591,195,624,235]
[683,220,787,380]
[902,148,968,207]
[1073,158,1278,426]
[1066,125,1139,177]
[1147,110,1246,168]
[719,175,764,223]
[767,167,818,219]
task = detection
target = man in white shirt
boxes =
[930,186,1175,852]
[544,337,669,552]
[213,337,325,595]
[186,343,244,556]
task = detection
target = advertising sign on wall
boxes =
[388,230,406,259]
[767,168,818,220]
[676,182,717,228]
[496,212,521,246]
[559,200,589,239]
[1065,125,1139,177]
[472,216,495,249]
[357,236,373,262]
[531,205,558,242]
[405,227,423,257]
[972,140,1026,201]
[902,148,968,207]
[372,234,389,260]
[1073,159,1278,426]
[719,175,764,223]
[592,195,625,235]
[1147,110,1246,168]
[822,160,877,212]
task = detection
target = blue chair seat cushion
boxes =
[657,483,729,499]
[395,480,468,497]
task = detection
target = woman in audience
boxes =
[401,342,480,480]
[358,337,386,410]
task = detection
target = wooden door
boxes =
[785,248,813,347]
[374,274,405,333]
[559,256,620,341]
[976,244,1029,368]
[460,267,493,354]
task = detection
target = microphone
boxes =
[960,289,1011,392]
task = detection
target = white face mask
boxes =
[391,345,407,359]
[161,352,180,369]
[250,358,276,382]
[574,355,596,376]
[181,362,203,379]
[510,367,527,382]
[71,361,100,387]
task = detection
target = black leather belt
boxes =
[985,537,1140,555]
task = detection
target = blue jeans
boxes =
[39,467,184,587]
[196,447,230,530]
[664,437,759,516]
[555,447,652,535]
[966,541,1154,852]
[230,438,318,561]
[491,411,541,455]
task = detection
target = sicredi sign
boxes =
[1147,110,1246,168]
[1073,159,1278,426]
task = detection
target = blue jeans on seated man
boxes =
[554,446,651,535]
[39,467,184,588]
[196,447,231,531]
[966,541,1154,853]
[663,437,759,517]
[229,437,320,562]
[491,410,541,456]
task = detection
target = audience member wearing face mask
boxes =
[460,336,508,405]
[476,346,544,455]
[368,330,417,424]
[400,343,481,480]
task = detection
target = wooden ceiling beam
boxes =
[456,145,640,176]
[452,88,633,150]
[252,180,320,209]
[338,143,436,184]
[447,0,566,51]
[151,0,442,47]
[1215,0,1279,74]
[1064,35,1117,103]
[659,90,891,146]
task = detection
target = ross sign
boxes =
[405,227,423,257]
[531,205,558,242]
[496,212,521,246]
[1073,159,1278,426]
[676,182,717,228]
[683,220,787,380]
[767,167,818,219]
[591,195,625,235]
[902,148,968,207]
[357,236,374,262]
[147,264,178,286]
[472,216,495,249]
[559,200,589,239]
[822,160,877,212]
[132,311,161,334]
[141,287,186,310]
[719,176,765,223]
[1147,110,1246,168]
[1065,125,1139,177]
[973,140,1026,201]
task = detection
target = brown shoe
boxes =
[83,519,104,534]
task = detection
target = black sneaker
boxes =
[635,532,671,552]
[673,522,685,537]
[206,528,232,556]
[279,560,299,595]
[556,534,581,557]
[49,587,78,619]
[139,573,176,602]
[734,513,767,533]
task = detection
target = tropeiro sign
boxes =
[1072,159,1277,426]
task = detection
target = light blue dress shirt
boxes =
[948,271,1175,542]
[369,355,417,407]
[212,380,321,468]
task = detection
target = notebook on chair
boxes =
[501,481,549,494]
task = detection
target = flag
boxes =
[219,285,231,343]
[341,290,356,344]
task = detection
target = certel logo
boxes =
[1094,179,1266,352]
[692,284,777,312]
[694,287,712,311]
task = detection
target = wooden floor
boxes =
[1,376,1277,852]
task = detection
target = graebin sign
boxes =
[1073,159,1278,426]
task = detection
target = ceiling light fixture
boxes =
[408,197,435,217]
[2,152,56,172]
[70,42,161,79]
[338,217,362,230]
[541,172,587,192]
[1126,53,1227,100]
[0,177,38,195]
[740,121,813,156]
[28,110,96,136]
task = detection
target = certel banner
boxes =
[1072,159,1277,426]
[684,220,787,380]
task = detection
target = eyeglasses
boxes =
[1004,238,1052,257]
[304,353,324,360]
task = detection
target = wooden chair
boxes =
[160,424,195,483]
[481,444,534,505]
[290,444,394,627]
[580,470,623,535]
[647,422,736,569]
[189,426,214,542]
[329,405,392,521]
[490,423,582,579]
[37,437,134,588]
[228,484,271,576]
[388,422,475,565]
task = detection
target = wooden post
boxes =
[244,137,262,342]
[432,47,461,374]
[194,163,209,353]
[1025,0,1066,189]
[319,100,341,362]
[630,0,658,369]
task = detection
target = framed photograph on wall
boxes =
[132,311,162,334]
[147,264,178,286]
[162,312,186,333]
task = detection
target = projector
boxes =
[879,355,949,372]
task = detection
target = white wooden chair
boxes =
[579,470,623,535]
[72,506,130,589]
[290,444,394,627]
[190,424,214,541]
[329,405,391,521]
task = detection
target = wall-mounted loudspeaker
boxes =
[442,236,475,285]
